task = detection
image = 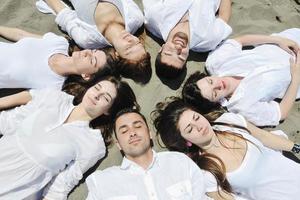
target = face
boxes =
[177,109,214,147]
[81,80,117,118]
[160,32,189,69]
[72,49,107,75]
[115,112,151,158]
[114,30,146,61]
[196,76,237,102]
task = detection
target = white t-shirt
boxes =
[205,28,300,126]
[54,0,144,49]
[0,33,67,89]
[143,0,232,52]
[0,89,105,199]
[86,151,215,200]
[206,113,300,200]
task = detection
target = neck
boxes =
[104,23,124,45]
[201,132,222,153]
[65,104,93,123]
[49,54,78,76]
[127,148,153,170]
[228,76,243,96]
[166,13,190,42]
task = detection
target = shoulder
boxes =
[42,32,68,44]
[157,151,192,163]
[87,166,122,183]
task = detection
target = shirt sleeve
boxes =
[43,155,102,200]
[231,100,281,127]
[206,39,242,74]
[0,89,57,135]
[86,173,102,200]
[203,171,218,193]
[55,8,100,49]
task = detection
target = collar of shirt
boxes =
[120,149,159,173]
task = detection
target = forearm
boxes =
[234,35,283,46]
[246,122,294,151]
[0,91,32,110]
[0,26,41,41]
[45,0,67,14]
[218,0,231,23]
[207,190,234,200]
[279,79,300,120]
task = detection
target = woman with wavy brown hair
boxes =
[152,97,300,200]
[0,75,138,199]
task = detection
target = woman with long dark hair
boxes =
[182,29,300,126]
[0,75,138,199]
[152,97,300,200]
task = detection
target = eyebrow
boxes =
[184,123,191,132]
[97,83,113,101]
[117,120,144,131]
[205,78,214,100]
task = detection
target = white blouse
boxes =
[143,0,232,52]
[207,113,300,200]
[37,0,144,49]
[205,28,300,126]
[0,89,105,199]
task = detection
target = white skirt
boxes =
[0,135,53,199]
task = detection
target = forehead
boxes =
[196,78,212,100]
[115,112,146,129]
[178,109,193,128]
[160,53,184,69]
[97,80,117,95]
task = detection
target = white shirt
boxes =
[205,28,300,126]
[207,113,300,200]
[0,33,66,89]
[86,151,215,200]
[0,89,105,200]
[143,0,232,52]
[54,0,144,49]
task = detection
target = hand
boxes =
[275,36,300,56]
[289,50,300,82]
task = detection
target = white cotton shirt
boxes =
[205,28,300,126]
[55,0,144,49]
[207,113,300,200]
[143,0,232,52]
[0,89,105,200]
[0,33,67,89]
[86,151,215,200]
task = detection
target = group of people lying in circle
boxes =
[0,0,300,199]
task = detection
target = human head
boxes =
[115,52,152,84]
[152,98,232,194]
[155,32,189,79]
[182,72,222,113]
[62,76,138,145]
[114,108,152,159]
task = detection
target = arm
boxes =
[45,0,67,14]
[246,122,293,151]
[279,51,300,120]
[207,191,234,200]
[218,0,231,23]
[234,34,299,55]
[0,91,31,111]
[0,26,41,42]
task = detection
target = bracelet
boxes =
[291,143,300,154]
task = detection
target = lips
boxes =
[129,137,142,145]
[172,32,188,48]
[221,80,226,90]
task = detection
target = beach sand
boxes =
[0,0,300,199]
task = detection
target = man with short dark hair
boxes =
[143,0,232,79]
[85,108,217,199]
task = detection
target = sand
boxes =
[0,0,300,199]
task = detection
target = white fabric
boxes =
[49,0,144,49]
[86,151,214,200]
[143,0,232,52]
[0,89,106,200]
[0,33,67,89]
[206,28,300,126]
[208,113,300,200]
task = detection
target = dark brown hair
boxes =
[62,75,138,146]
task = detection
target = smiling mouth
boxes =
[172,32,188,48]
[221,80,226,90]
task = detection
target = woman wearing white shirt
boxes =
[0,26,115,89]
[182,28,300,126]
[0,75,138,199]
[36,0,152,84]
[153,98,300,200]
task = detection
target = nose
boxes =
[129,128,137,137]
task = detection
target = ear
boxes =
[81,74,91,81]
[149,131,153,139]
[158,45,163,53]
[115,51,120,58]
[115,140,122,151]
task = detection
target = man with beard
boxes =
[85,108,234,199]
[143,0,232,79]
